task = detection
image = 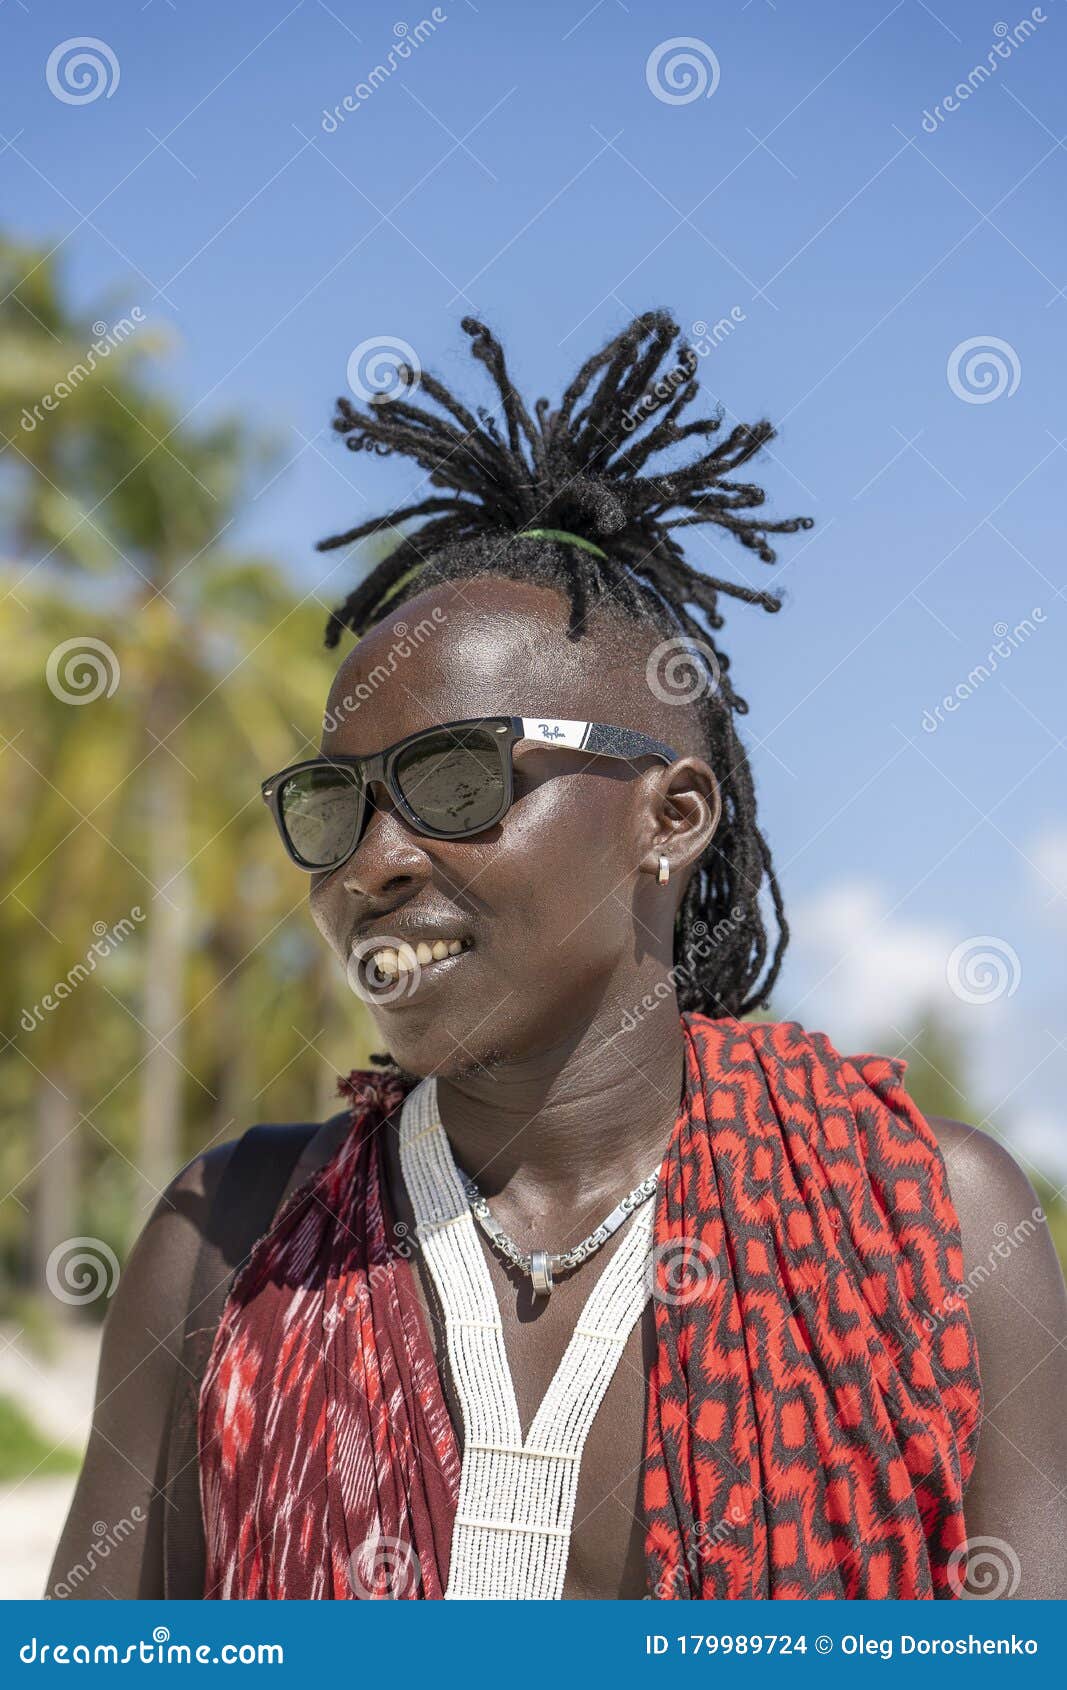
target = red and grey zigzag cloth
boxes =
[199,1015,981,1599]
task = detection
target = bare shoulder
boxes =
[926,1115,1041,1237]
[48,1107,351,1598]
[47,1137,242,1599]
[925,1116,1067,1596]
[926,1113,1063,1337]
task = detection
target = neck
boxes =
[433,993,686,1216]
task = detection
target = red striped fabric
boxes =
[198,1015,980,1599]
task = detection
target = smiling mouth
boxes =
[344,934,475,1008]
[368,937,471,978]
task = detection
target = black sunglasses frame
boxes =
[261,715,679,872]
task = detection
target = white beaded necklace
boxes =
[398,1076,657,1601]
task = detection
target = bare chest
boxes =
[288,1117,657,1599]
[394,1166,657,1600]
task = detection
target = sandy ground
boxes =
[0,1321,100,1601]
[0,1477,82,1599]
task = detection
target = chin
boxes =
[365,1013,504,1082]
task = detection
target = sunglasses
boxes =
[262,716,678,872]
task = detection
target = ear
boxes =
[636,757,721,888]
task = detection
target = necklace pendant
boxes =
[529,1250,554,1297]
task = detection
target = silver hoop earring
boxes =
[657,854,670,885]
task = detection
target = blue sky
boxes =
[3,0,1064,1173]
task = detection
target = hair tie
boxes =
[514,528,608,561]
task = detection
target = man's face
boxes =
[307,574,704,1077]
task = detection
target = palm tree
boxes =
[1,236,363,1307]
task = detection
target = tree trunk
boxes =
[138,747,190,1200]
[315,950,345,1121]
[30,1077,80,1319]
[211,928,253,1147]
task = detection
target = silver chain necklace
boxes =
[458,1166,660,1298]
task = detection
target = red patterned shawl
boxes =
[198,1015,981,1599]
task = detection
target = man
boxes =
[51,313,1067,1600]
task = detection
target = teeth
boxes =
[368,938,469,978]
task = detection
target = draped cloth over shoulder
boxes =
[199,1016,981,1600]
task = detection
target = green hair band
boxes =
[515,528,608,561]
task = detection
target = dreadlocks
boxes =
[316,310,813,1018]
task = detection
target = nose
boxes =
[340,777,432,902]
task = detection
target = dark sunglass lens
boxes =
[394,728,506,836]
[279,765,363,867]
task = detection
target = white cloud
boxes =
[1012,1109,1067,1189]
[777,878,1067,1180]
[1029,825,1067,921]
[777,879,955,1047]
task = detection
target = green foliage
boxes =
[886,1008,1066,1273]
[0,234,378,1287]
[0,1394,81,1480]
[892,1008,979,1125]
